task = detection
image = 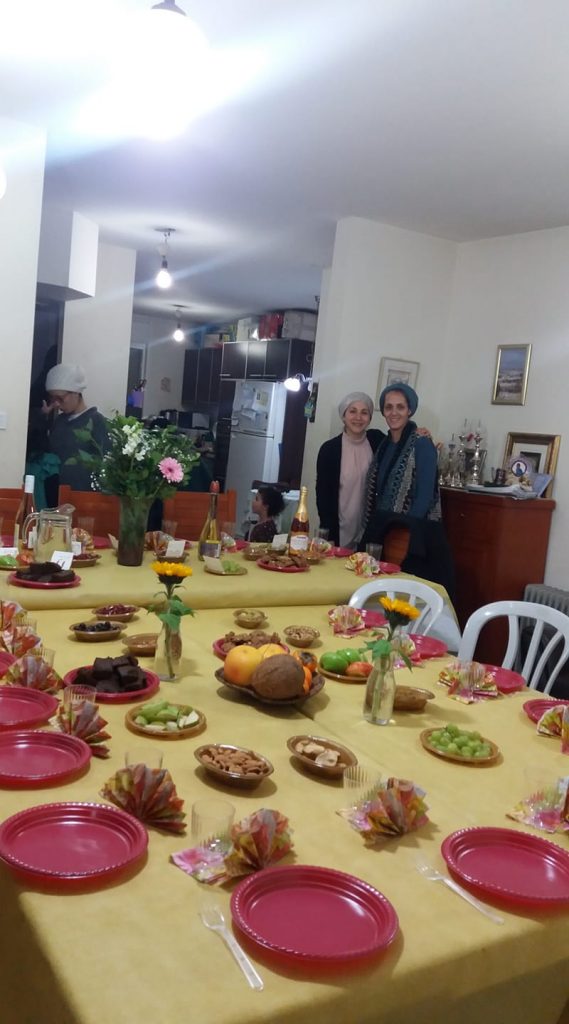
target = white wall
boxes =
[0,117,46,485]
[62,242,136,418]
[130,313,187,417]
[440,227,569,586]
[302,217,457,525]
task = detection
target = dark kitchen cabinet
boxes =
[181,349,199,406]
[264,338,290,379]
[182,346,223,407]
[220,338,314,381]
[245,340,267,379]
[220,341,248,379]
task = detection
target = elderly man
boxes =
[44,363,108,491]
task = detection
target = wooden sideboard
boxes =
[440,488,556,663]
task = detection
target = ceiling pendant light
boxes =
[172,306,185,342]
[155,228,174,289]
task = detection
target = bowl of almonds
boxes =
[194,743,274,788]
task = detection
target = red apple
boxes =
[345,661,373,678]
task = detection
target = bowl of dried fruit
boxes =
[69,620,125,643]
[92,603,138,623]
[194,743,274,787]
[233,608,267,630]
[242,543,270,562]
[287,735,357,779]
[283,625,320,649]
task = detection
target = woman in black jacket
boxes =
[316,392,384,547]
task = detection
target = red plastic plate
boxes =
[523,698,569,724]
[442,826,569,905]
[483,665,526,694]
[326,547,354,558]
[378,561,401,574]
[257,558,309,573]
[0,687,59,730]
[8,573,81,590]
[63,667,160,704]
[409,635,448,660]
[231,864,398,965]
[93,536,111,549]
[0,731,91,787]
[0,802,147,888]
[0,651,16,678]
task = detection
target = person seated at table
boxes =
[43,363,109,492]
[361,383,454,596]
[248,486,286,543]
[316,392,384,548]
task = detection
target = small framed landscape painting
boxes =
[492,344,531,405]
[376,358,420,409]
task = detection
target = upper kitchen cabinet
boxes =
[220,338,314,381]
[182,346,222,407]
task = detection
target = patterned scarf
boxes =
[362,421,440,530]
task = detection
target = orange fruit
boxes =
[224,645,263,686]
[257,642,287,660]
[292,650,317,675]
[301,666,312,692]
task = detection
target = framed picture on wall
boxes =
[503,432,560,497]
[375,358,420,409]
[492,344,531,405]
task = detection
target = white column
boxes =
[0,117,46,485]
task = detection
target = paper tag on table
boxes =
[204,556,225,574]
[166,539,185,558]
[0,547,17,557]
[71,540,82,556]
[50,551,74,570]
[271,534,288,548]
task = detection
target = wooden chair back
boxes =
[382,526,410,565]
[0,488,23,537]
[162,490,237,541]
[58,486,121,538]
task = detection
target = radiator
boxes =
[524,584,569,616]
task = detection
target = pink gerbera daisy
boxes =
[159,457,184,483]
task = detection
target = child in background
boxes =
[248,486,286,543]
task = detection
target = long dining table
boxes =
[0,553,568,1024]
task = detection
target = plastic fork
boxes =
[199,902,264,990]
[414,857,504,925]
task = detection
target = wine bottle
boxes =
[13,475,36,550]
[198,480,222,561]
[289,485,310,553]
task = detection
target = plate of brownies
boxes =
[63,656,160,703]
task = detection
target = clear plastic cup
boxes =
[191,798,235,851]
[125,749,164,770]
[162,520,177,538]
[63,684,97,710]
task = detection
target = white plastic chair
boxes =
[348,578,445,637]
[457,600,569,694]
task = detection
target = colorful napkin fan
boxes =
[171,808,293,885]
[338,777,429,842]
[101,763,186,834]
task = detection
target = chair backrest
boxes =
[348,577,444,636]
[0,488,23,536]
[58,486,121,537]
[382,526,410,565]
[162,490,237,541]
[457,600,569,694]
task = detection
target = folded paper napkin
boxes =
[345,552,380,577]
[507,775,569,834]
[537,705,564,737]
[0,600,25,633]
[328,605,365,637]
[438,663,499,701]
[1,626,42,659]
[56,702,111,758]
[171,808,293,885]
[338,777,429,841]
[101,764,186,834]
[3,655,63,694]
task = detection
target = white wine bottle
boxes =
[13,475,36,551]
[289,485,310,553]
[198,480,222,561]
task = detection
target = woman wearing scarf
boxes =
[316,392,384,548]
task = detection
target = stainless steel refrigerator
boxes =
[225,380,287,530]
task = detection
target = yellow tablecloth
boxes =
[0,605,567,1024]
[0,549,455,614]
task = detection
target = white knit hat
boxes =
[45,364,87,393]
[338,391,374,418]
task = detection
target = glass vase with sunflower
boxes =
[362,596,420,725]
[150,561,194,681]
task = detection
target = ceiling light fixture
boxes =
[284,373,312,393]
[151,0,187,15]
[155,228,174,289]
[172,306,185,343]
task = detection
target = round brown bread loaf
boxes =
[249,654,305,700]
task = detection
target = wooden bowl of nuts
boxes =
[393,685,435,711]
[287,735,357,778]
[233,608,267,629]
[283,625,320,648]
[194,743,274,787]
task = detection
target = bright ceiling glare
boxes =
[173,322,185,343]
[156,229,174,289]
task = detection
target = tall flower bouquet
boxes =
[362,597,420,725]
[73,415,200,565]
[150,561,194,680]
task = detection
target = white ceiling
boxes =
[3,0,569,326]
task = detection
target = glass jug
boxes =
[23,507,73,562]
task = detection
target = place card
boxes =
[0,547,17,558]
[71,540,82,556]
[166,539,185,558]
[204,556,225,574]
[271,534,288,549]
[50,551,74,570]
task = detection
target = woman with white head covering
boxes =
[44,363,109,491]
[316,392,384,547]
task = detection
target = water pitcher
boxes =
[24,507,73,561]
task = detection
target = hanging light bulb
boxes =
[173,320,185,343]
[155,228,174,288]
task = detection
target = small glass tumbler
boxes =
[125,749,164,770]
[63,684,97,710]
[32,647,55,668]
[77,517,95,547]
[366,543,383,562]
[343,765,382,807]
[191,798,235,852]
[162,520,177,538]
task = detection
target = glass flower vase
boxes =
[154,623,182,681]
[117,496,151,567]
[363,652,396,725]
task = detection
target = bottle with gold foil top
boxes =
[13,475,36,552]
[198,480,222,561]
[289,485,310,553]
